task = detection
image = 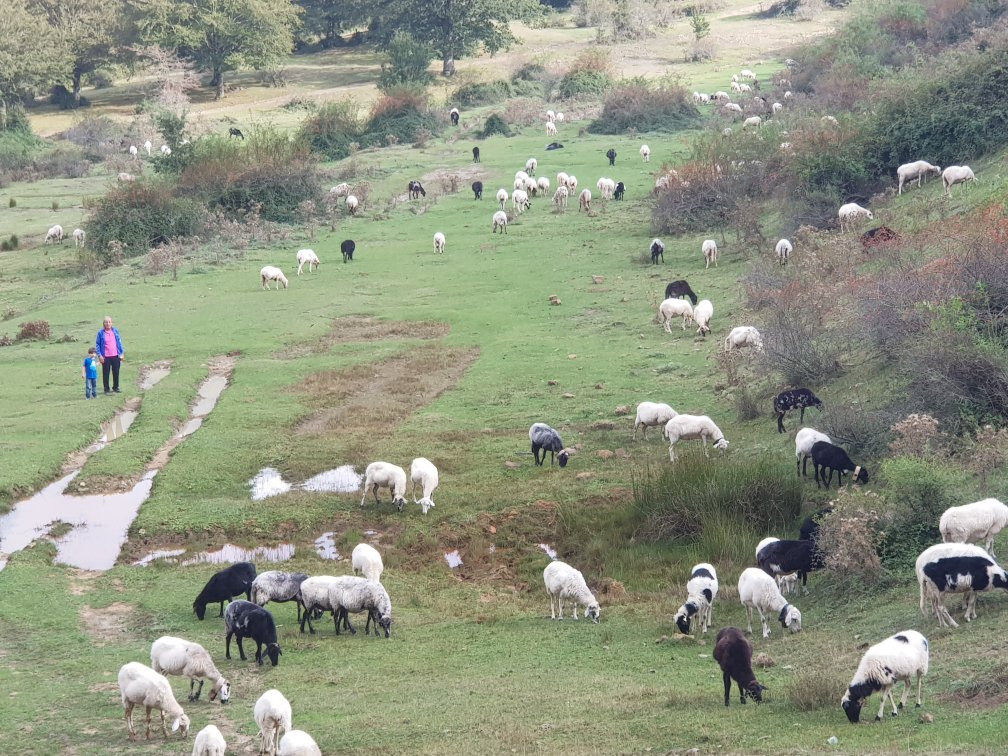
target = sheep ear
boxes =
[171,719,180,733]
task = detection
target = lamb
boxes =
[450,107,460,126]
[724,325,764,353]
[525,157,537,175]
[298,575,342,634]
[613,181,625,200]
[192,724,227,756]
[73,228,86,248]
[224,600,282,665]
[940,498,1008,557]
[702,239,718,269]
[650,238,665,264]
[757,538,822,592]
[254,689,292,756]
[578,188,591,212]
[260,266,288,290]
[842,630,929,723]
[897,160,941,195]
[278,730,322,756]
[640,144,650,162]
[795,427,831,476]
[693,299,714,336]
[251,570,311,621]
[743,115,762,128]
[665,280,698,305]
[810,441,868,489]
[536,176,550,195]
[472,180,483,200]
[775,238,792,265]
[345,194,359,214]
[659,297,695,333]
[942,165,977,195]
[352,542,384,582]
[44,224,64,244]
[329,182,350,198]
[410,456,439,514]
[496,188,508,209]
[361,461,408,511]
[713,628,765,706]
[161,145,171,156]
[193,561,256,620]
[512,189,530,214]
[433,231,446,254]
[916,542,1008,627]
[340,239,355,262]
[492,210,509,233]
[838,202,873,232]
[407,180,426,199]
[546,121,557,136]
[119,662,190,741]
[674,563,718,638]
[663,414,729,462]
[633,401,677,440]
[151,636,231,704]
[328,575,394,637]
[756,537,798,595]
[552,186,568,209]
[543,560,600,622]
[737,567,802,638]
[295,249,319,275]
[775,390,823,434]
[117,171,136,182]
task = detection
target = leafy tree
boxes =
[293,0,370,48]
[690,10,710,41]
[0,0,72,122]
[133,0,300,99]
[379,31,434,91]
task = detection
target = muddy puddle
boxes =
[249,465,362,501]
[133,542,295,567]
[314,532,342,561]
[139,361,172,390]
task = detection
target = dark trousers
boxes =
[102,356,121,392]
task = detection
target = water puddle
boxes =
[133,542,296,567]
[191,375,228,417]
[314,532,342,560]
[444,550,463,568]
[249,468,292,501]
[248,465,362,500]
[139,361,172,390]
[132,548,186,566]
[103,410,138,443]
[538,543,558,559]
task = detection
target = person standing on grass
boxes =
[82,347,99,399]
[95,315,124,394]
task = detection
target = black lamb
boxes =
[408,180,426,199]
[193,562,256,620]
[228,127,244,140]
[472,146,480,163]
[529,422,570,467]
[650,239,665,264]
[773,388,822,433]
[224,600,281,666]
[450,109,460,126]
[664,280,698,305]
[606,148,617,166]
[472,181,483,200]
[757,538,823,590]
[341,239,355,263]
[613,181,625,200]
[713,627,765,707]
[811,441,868,489]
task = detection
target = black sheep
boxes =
[472,146,480,163]
[450,109,459,126]
[545,142,564,151]
[811,441,868,489]
[193,562,256,620]
[472,181,483,200]
[757,538,822,590]
[408,180,426,199]
[606,148,616,166]
[664,280,698,305]
[529,422,570,467]
[228,127,244,140]
[799,507,832,544]
[613,181,625,200]
[341,239,355,263]
[650,239,665,264]
[713,627,765,707]
[224,600,281,666]
[773,388,822,433]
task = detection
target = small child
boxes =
[83,347,99,399]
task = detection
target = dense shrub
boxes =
[760,304,842,385]
[0,110,43,174]
[16,320,51,341]
[378,31,434,91]
[454,80,514,106]
[588,79,699,134]
[85,183,204,260]
[65,116,126,159]
[557,49,614,99]
[817,488,883,577]
[360,92,439,150]
[299,99,364,160]
[479,114,512,138]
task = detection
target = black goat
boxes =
[664,280,698,305]
[545,142,564,150]
[472,146,480,163]
[773,388,822,433]
[650,238,665,264]
[228,127,244,140]
[193,562,256,620]
[224,600,281,666]
[341,239,355,263]
[529,422,570,467]
[408,180,426,199]
[860,225,899,251]
[613,181,625,200]
[757,538,822,590]
[472,181,483,200]
[713,628,765,707]
[606,148,616,166]
[811,441,868,489]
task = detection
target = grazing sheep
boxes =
[278,730,321,756]
[659,297,695,333]
[606,148,616,166]
[407,180,426,199]
[433,231,446,254]
[340,239,355,262]
[224,600,282,666]
[525,157,537,175]
[543,560,600,622]
[44,224,64,244]
[450,107,460,126]
[566,175,578,194]
[73,228,86,248]
[940,498,1008,557]
[410,457,439,514]
[523,175,537,194]
[674,563,719,638]
[260,266,288,290]
[295,249,319,275]
[723,103,743,114]
[741,69,756,80]
[821,115,839,126]
[757,538,822,592]
[251,570,310,622]
[143,140,152,156]
[546,121,557,136]
[193,562,256,620]
[254,689,292,756]
[514,171,529,190]
[192,724,227,756]
[713,628,765,706]
[737,567,802,638]
[472,146,480,163]
[702,239,718,268]
[161,145,171,156]
[942,165,977,195]
[810,441,868,489]
[536,176,550,195]
[860,226,900,250]
[556,112,565,122]
[512,189,530,214]
[361,461,408,511]
[775,238,792,265]
[546,109,556,122]
[916,542,1008,627]
[897,160,941,195]
[552,186,568,209]
[784,90,793,99]
[713,90,730,102]
[640,144,650,162]
[578,188,591,212]
[298,575,342,634]
[724,325,764,353]
[228,127,244,139]
[665,280,698,305]
[842,630,929,723]
[650,238,665,264]
[129,144,138,159]
[345,194,359,214]
[613,181,625,200]
[352,542,384,582]
[529,422,572,467]
[775,390,823,434]
[693,299,714,336]
[329,182,350,198]
[496,188,508,209]
[151,636,231,703]
[795,427,831,476]
[472,180,483,200]
[756,537,799,595]
[633,401,677,440]
[663,414,728,462]
[329,575,394,637]
[838,202,873,232]
[118,662,190,740]
[772,102,783,113]
[743,116,762,129]
[492,210,509,233]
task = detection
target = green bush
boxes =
[360,94,439,149]
[588,79,699,134]
[299,99,364,160]
[0,234,18,251]
[454,80,514,106]
[479,113,512,138]
[0,112,43,174]
[378,31,434,91]
[557,69,613,99]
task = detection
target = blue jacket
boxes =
[95,327,123,358]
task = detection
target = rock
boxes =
[590,421,616,431]
[655,635,669,644]
[754,652,775,669]
[597,450,614,460]
[547,379,558,386]
[487,525,497,534]
[614,448,629,457]
[614,405,631,416]
[549,295,562,306]
[575,471,594,481]
[597,577,626,598]
[592,275,604,284]
[574,443,584,450]
[594,382,604,389]
[827,736,838,746]
[562,392,575,399]
[504,461,520,469]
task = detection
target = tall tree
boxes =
[0,0,72,124]
[293,0,370,49]
[133,0,300,99]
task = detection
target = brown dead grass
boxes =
[79,602,140,646]
[288,316,451,358]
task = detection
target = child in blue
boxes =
[82,347,99,399]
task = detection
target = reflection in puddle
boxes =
[249,468,292,501]
[133,548,186,566]
[103,410,138,443]
[139,365,171,390]
[538,543,558,559]
[314,532,341,560]
[133,543,296,567]
[191,375,228,417]
[302,466,362,493]
[444,550,463,568]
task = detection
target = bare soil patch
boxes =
[294,316,451,357]
[79,602,140,646]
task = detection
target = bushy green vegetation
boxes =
[453,79,515,106]
[478,113,512,138]
[84,183,204,260]
[589,79,699,134]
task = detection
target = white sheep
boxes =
[410,456,439,514]
[821,115,838,126]
[278,730,321,756]
[724,325,764,353]
[737,567,802,638]
[192,724,227,756]
[543,560,600,622]
[795,427,831,477]
[663,414,729,462]
[783,90,794,100]
[260,265,288,290]
[674,563,719,638]
[693,299,714,336]
[361,461,408,510]
[566,175,578,194]
[722,127,733,137]
[731,81,742,93]
[942,165,976,195]
[536,176,550,195]
[251,570,310,621]
[129,144,138,159]
[496,188,509,210]
[352,542,384,582]
[144,140,152,156]
[433,231,446,254]
[633,401,677,440]
[838,202,872,232]
[743,116,761,129]
[73,227,86,248]
[298,575,341,633]
[118,661,190,741]
[512,189,530,214]
[523,175,537,194]
[329,182,350,198]
[723,103,743,114]
[492,209,509,233]
[841,630,929,723]
[44,224,64,244]
[556,112,565,123]
[150,636,231,703]
[741,69,756,80]
[117,172,136,182]
[552,186,568,209]
[345,194,359,214]
[161,144,172,155]
[713,91,730,102]
[546,121,557,136]
[525,157,538,176]
[513,171,528,191]
[658,297,694,333]
[940,498,1008,557]
[296,249,319,275]
[775,238,792,265]
[702,239,718,269]
[915,542,1007,627]
[254,689,292,756]
[640,144,651,162]
[328,575,394,636]
[578,188,591,212]
[546,109,556,122]
[772,102,783,114]
[897,160,941,195]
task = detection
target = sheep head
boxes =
[210,679,231,704]
[266,643,282,666]
[744,681,766,704]
[171,714,191,737]
[713,438,729,451]
[558,448,574,468]
[674,602,696,635]
[585,603,601,623]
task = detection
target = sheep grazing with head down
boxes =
[757,538,822,592]
[408,180,426,199]
[45,224,64,244]
[119,662,190,741]
[529,422,572,467]
[713,627,765,707]
[433,231,446,254]
[150,636,231,703]
[916,542,1008,627]
[795,427,831,476]
[663,414,728,462]
[693,299,714,336]
[640,144,650,162]
[330,182,350,198]
[897,160,941,195]
[260,266,288,290]
[578,188,591,212]
[724,326,763,353]
[842,630,929,723]
[361,461,408,511]
[352,542,384,582]
[838,202,873,232]
[496,188,508,210]
[774,389,822,433]
[659,297,695,333]
[633,401,677,440]
[543,560,600,622]
[192,724,227,756]
[193,562,256,620]
[552,186,569,209]
[738,567,802,638]
[254,689,292,756]
[73,228,86,248]
[492,210,508,234]
[345,194,359,214]
[472,181,483,200]
[118,171,136,182]
[512,189,530,214]
[665,280,698,305]
[546,121,557,137]
[810,441,868,489]
[756,537,799,595]
[650,238,665,264]
[329,575,394,637]
[674,563,719,638]
[775,238,792,265]
[279,730,322,756]
[410,456,439,514]
[449,107,460,126]
[525,157,537,176]
[702,239,718,268]
[296,249,319,275]
[224,600,282,666]
[942,165,977,195]
[298,575,341,634]
[536,176,550,196]
[940,498,1008,557]
[251,570,311,622]
[341,239,355,262]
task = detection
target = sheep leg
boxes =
[745,605,754,635]
[814,464,822,488]
[160,708,170,738]
[875,688,889,720]
[188,678,197,701]
[898,680,910,709]
[236,635,247,661]
[144,706,153,739]
[300,604,315,634]
[344,609,358,635]
[802,455,810,477]
[124,703,136,740]
[225,629,234,658]
[722,671,732,706]
[916,672,924,707]
[758,608,770,638]
[668,442,676,462]
[255,640,264,665]
[557,596,564,620]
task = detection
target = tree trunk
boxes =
[0,99,7,131]
[442,55,455,77]
[72,69,82,108]
[213,66,224,100]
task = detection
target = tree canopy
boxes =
[0,0,72,112]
